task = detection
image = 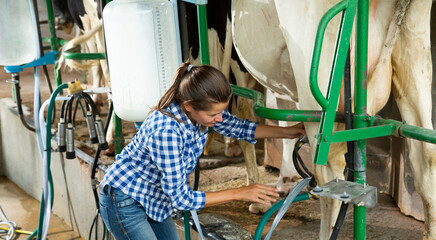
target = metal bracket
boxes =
[180,0,208,5]
[310,178,377,208]
[83,87,111,95]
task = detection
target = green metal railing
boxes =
[309,0,357,166]
[41,0,436,239]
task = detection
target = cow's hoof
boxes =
[224,144,242,157]
[104,144,115,156]
[276,176,300,194]
[249,203,271,214]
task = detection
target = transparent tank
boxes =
[103,0,179,122]
[0,0,37,66]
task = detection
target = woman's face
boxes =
[184,101,229,127]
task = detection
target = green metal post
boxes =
[182,3,210,239]
[44,0,59,51]
[113,113,123,155]
[354,0,369,239]
[45,0,63,87]
[197,5,210,64]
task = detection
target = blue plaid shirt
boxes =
[101,102,258,222]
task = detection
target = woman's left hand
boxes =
[284,122,306,139]
[254,122,306,139]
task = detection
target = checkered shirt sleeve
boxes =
[212,109,258,144]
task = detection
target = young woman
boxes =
[99,62,306,240]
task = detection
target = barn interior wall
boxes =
[0,98,107,239]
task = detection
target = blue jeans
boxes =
[99,185,180,240]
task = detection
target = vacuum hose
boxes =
[329,48,354,240]
[12,73,35,132]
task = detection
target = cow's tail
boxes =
[57,22,103,72]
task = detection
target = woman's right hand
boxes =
[235,183,279,206]
[204,183,279,207]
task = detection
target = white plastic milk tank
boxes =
[103,0,178,122]
[0,0,37,66]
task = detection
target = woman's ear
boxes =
[184,103,193,112]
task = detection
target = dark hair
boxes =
[153,61,232,121]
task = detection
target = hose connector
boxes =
[85,111,98,144]
[66,123,76,159]
[57,118,66,152]
[95,115,108,150]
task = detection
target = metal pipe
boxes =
[45,0,63,87]
[354,0,369,239]
[373,117,436,144]
[197,4,209,64]
[309,1,348,109]
[114,113,123,155]
[62,51,106,60]
[231,85,345,122]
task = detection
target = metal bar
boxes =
[312,0,357,166]
[374,117,436,144]
[45,0,63,87]
[330,125,395,143]
[181,0,207,5]
[184,211,191,240]
[113,113,123,155]
[45,0,59,50]
[197,5,210,64]
[354,0,369,239]
[63,51,106,60]
[231,85,345,122]
[309,0,348,109]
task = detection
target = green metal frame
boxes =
[41,0,436,239]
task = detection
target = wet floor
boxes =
[0,177,83,240]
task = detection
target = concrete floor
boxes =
[0,177,83,240]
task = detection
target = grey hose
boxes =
[264,177,312,240]
[191,210,206,240]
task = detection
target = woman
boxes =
[99,62,306,240]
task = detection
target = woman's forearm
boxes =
[204,189,238,207]
[254,123,306,139]
[203,184,279,208]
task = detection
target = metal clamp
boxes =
[310,178,377,208]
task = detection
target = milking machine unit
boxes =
[0,1,59,238]
[0,1,113,239]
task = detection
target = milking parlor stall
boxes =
[2,0,436,239]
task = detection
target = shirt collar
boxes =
[167,102,206,133]
[168,102,195,126]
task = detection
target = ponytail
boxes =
[152,61,232,122]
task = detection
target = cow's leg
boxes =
[237,97,259,185]
[231,61,260,185]
[272,95,301,193]
[313,138,346,239]
[274,0,347,237]
[391,1,436,239]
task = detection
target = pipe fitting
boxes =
[85,111,98,144]
[66,123,75,159]
[95,115,109,150]
[57,118,66,152]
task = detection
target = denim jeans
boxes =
[99,185,180,240]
